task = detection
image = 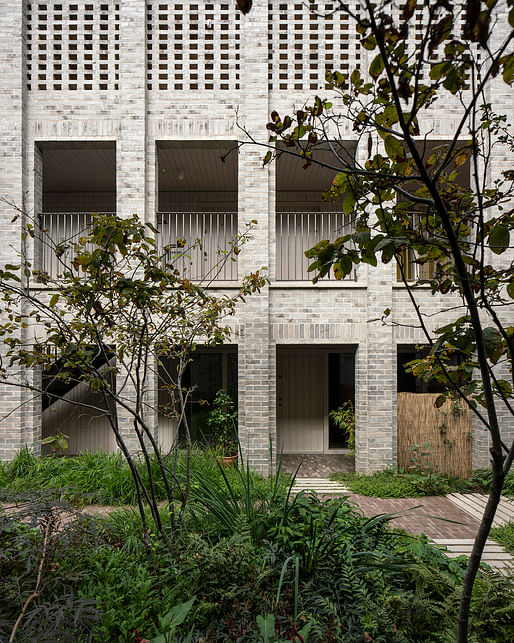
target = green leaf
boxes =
[384,135,405,161]
[502,53,514,85]
[343,192,356,215]
[49,294,59,307]
[435,394,446,408]
[333,172,348,189]
[483,326,502,361]
[507,280,514,299]
[429,62,451,81]
[256,614,275,643]
[369,53,384,79]
[489,223,510,254]
[152,597,195,643]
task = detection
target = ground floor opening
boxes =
[276,345,356,455]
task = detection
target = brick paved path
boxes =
[346,495,481,539]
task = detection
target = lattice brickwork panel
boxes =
[25,2,120,91]
[405,3,477,84]
[268,2,361,92]
[146,3,241,91]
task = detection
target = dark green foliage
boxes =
[490,521,514,555]
[0,494,100,642]
[2,454,513,642]
[470,468,514,496]
[206,389,238,455]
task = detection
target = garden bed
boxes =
[1,451,513,641]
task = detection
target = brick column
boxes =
[354,140,395,472]
[0,3,38,458]
[115,0,151,453]
[237,3,275,474]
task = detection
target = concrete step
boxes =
[446,493,514,527]
[433,538,514,573]
[292,478,350,495]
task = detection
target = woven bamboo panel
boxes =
[397,393,472,477]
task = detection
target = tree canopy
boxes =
[257,1,514,640]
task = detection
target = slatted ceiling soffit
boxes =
[41,146,116,193]
[157,144,238,192]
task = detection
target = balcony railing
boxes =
[157,212,238,281]
[397,248,436,281]
[396,213,437,281]
[38,212,110,277]
[276,212,355,281]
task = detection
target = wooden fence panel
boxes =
[397,392,472,477]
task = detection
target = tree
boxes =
[252,1,513,641]
[0,208,266,557]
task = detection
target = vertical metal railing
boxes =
[276,212,356,280]
[38,212,112,278]
[396,213,436,281]
[157,212,238,281]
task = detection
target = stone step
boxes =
[433,538,514,573]
[292,478,350,495]
[446,493,514,527]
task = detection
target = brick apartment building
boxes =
[0,1,512,472]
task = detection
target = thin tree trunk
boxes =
[457,460,505,642]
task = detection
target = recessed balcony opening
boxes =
[396,140,470,282]
[41,346,117,456]
[37,141,116,277]
[276,141,357,281]
[157,141,238,281]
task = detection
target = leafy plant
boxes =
[329,401,355,451]
[150,597,195,643]
[256,613,312,642]
[0,493,100,642]
[41,431,69,454]
[206,389,238,456]
[490,521,514,555]
[470,468,514,496]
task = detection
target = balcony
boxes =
[276,212,355,281]
[38,212,109,278]
[157,212,238,281]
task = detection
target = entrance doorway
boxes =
[277,347,355,454]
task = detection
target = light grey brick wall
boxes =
[0,1,511,474]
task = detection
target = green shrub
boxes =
[330,469,473,498]
[0,498,100,642]
[469,468,514,496]
[490,521,514,555]
[2,488,513,643]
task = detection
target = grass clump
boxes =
[330,468,473,498]
[1,449,145,505]
[490,521,514,555]
[0,447,289,506]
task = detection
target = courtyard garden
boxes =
[1,449,513,642]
